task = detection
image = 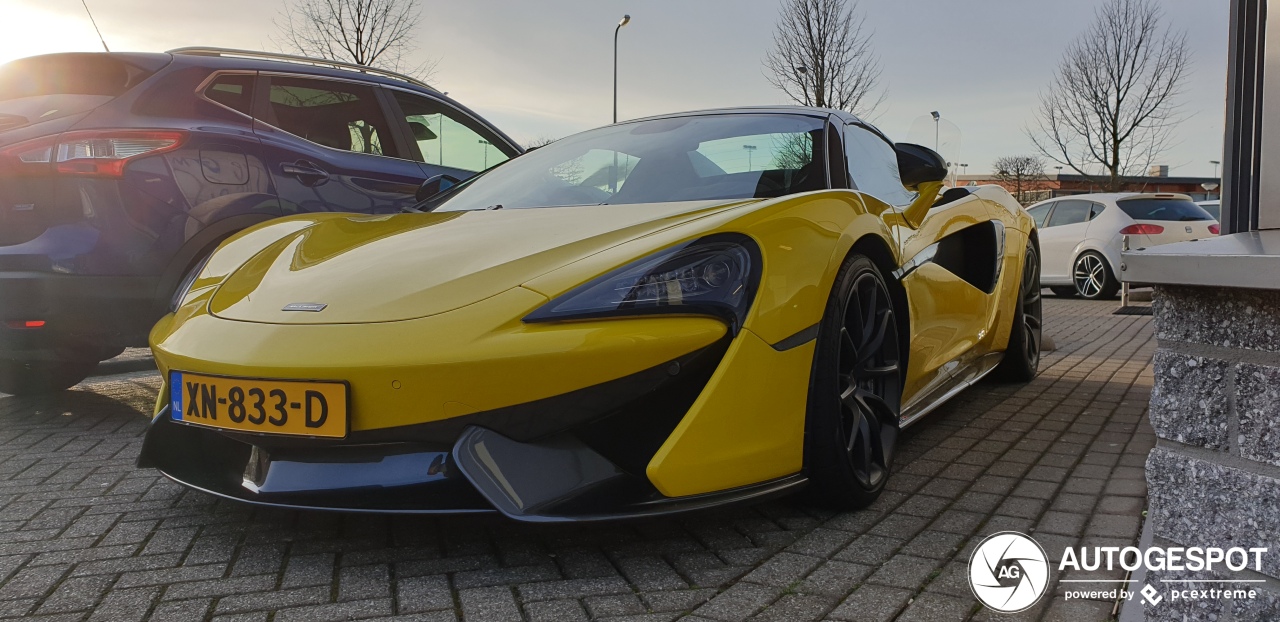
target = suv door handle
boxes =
[280,161,330,186]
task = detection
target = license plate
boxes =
[170,371,348,438]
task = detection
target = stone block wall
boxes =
[1146,285,1280,621]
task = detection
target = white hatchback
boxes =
[1026,193,1219,299]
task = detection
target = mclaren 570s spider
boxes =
[138,107,1042,522]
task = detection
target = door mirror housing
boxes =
[416,174,462,202]
[894,143,948,189]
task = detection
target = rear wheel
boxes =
[1072,251,1119,300]
[1049,286,1077,298]
[994,242,1042,382]
[804,255,902,510]
[0,358,98,396]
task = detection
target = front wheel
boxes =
[0,358,98,396]
[994,241,1043,382]
[804,255,903,510]
[1072,251,1119,300]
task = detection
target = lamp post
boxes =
[1202,182,1220,200]
[478,139,491,169]
[743,145,757,171]
[1211,159,1221,178]
[930,111,940,152]
[614,14,631,124]
[795,66,809,106]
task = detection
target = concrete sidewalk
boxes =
[0,297,1154,621]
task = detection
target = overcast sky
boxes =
[1,0,1229,177]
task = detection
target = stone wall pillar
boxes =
[1144,285,1280,620]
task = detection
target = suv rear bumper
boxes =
[0,272,159,361]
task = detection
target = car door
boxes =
[383,89,518,182]
[1039,199,1093,281]
[845,125,992,411]
[252,74,427,215]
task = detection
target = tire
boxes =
[1049,286,1077,298]
[0,358,98,396]
[1072,251,1120,299]
[803,254,903,510]
[993,242,1042,382]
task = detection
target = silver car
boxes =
[1026,193,1219,299]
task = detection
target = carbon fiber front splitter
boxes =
[138,409,806,521]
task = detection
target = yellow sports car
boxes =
[138,107,1041,521]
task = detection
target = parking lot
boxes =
[0,297,1154,622]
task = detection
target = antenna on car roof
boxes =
[80,0,111,52]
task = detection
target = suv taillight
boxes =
[1209,224,1221,235]
[0,130,186,177]
[1119,224,1164,235]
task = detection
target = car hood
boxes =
[208,200,754,324]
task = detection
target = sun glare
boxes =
[0,3,106,66]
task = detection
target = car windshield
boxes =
[1116,198,1213,221]
[430,114,828,212]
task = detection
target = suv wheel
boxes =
[0,358,99,396]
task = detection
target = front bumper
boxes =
[137,339,806,521]
[0,272,160,360]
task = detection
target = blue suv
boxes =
[0,48,521,394]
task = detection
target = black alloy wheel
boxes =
[994,241,1043,382]
[805,255,903,509]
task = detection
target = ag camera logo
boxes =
[970,531,1051,612]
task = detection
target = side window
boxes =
[391,91,512,173]
[1027,203,1053,227]
[845,125,915,206]
[203,73,254,117]
[264,76,398,158]
[1089,203,1105,220]
[1046,200,1091,227]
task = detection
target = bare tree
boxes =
[993,155,1049,205]
[764,0,884,117]
[277,0,437,81]
[524,136,558,150]
[1027,0,1190,191]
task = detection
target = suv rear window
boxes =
[1117,198,1213,221]
[0,55,155,131]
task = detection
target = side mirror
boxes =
[416,174,461,202]
[894,143,948,189]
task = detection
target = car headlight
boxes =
[524,234,761,332]
[169,254,212,312]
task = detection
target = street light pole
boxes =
[1211,160,1221,178]
[930,111,940,152]
[743,145,757,171]
[614,15,631,124]
[478,139,491,169]
[795,66,809,106]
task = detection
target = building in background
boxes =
[957,172,1221,204]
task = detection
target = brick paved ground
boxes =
[0,296,1155,622]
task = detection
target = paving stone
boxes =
[396,575,453,613]
[691,582,780,621]
[895,592,974,621]
[864,555,940,589]
[525,598,588,622]
[828,584,912,621]
[641,588,717,612]
[796,559,872,596]
[459,586,521,622]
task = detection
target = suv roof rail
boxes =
[167,47,434,90]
